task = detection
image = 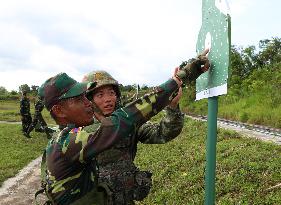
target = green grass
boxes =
[0,100,21,121]
[0,101,281,204]
[0,124,49,186]
[181,88,281,129]
[135,118,281,204]
[218,93,281,128]
[0,100,55,124]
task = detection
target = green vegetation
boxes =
[1,38,280,128]
[0,100,55,124]
[0,37,280,203]
[181,37,281,128]
[0,118,280,204]
[0,124,49,186]
[135,118,281,204]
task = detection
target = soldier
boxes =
[80,50,209,204]
[81,70,183,204]
[20,91,32,137]
[26,96,52,138]
[40,50,209,205]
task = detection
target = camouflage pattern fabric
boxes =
[82,70,122,110]
[43,73,91,111]
[83,105,184,204]
[27,98,51,138]
[82,70,119,94]
[20,95,32,133]
[44,78,179,205]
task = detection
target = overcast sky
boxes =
[0,0,280,91]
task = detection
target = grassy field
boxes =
[0,100,55,124]
[0,124,49,186]
[181,87,281,129]
[0,101,280,204]
[135,118,281,204]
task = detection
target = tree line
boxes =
[0,83,148,100]
[1,37,280,101]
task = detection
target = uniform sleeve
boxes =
[64,78,180,162]
[137,105,184,144]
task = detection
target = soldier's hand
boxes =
[170,67,183,109]
[169,86,182,109]
[176,49,210,85]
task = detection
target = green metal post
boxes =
[204,96,218,205]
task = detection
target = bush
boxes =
[0,95,19,101]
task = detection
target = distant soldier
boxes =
[26,96,52,138]
[20,91,32,137]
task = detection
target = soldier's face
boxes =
[92,85,117,116]
[54,94,94,126]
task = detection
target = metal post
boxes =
[204,96,218,205]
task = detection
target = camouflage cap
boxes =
[42,73,91,110]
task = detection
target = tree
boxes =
[141,84,149,90]
[31,85,39,92]
[19,84,31,94]
[229,46,245,85]
[10,90,18,95]
[242,45,257,75]
[0,86,8,95]
[256,37,281,68]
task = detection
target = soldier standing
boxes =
[20,91,32,137]
[80,50,209,204]
[81,70,183,204]
[39,71,179,205]
[26,96,52,138]
[39,49,209,205]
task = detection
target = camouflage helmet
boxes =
[82,70,121,99]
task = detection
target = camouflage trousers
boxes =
[21,114,32,133]
[27,114,51,137]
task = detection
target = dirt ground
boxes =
[0,157,47,205]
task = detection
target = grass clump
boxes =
[0,124,49,186]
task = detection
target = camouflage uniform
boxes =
[41,53,208,205]
[20,93,32,134]
[26,97,51,138]
[43,75,179,205]
[82,71,184,204]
